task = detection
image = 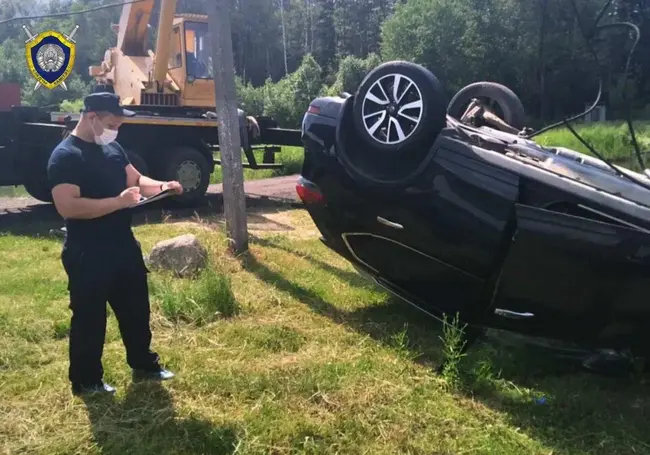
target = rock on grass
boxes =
[146,234,208,278]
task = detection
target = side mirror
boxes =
[187,75,195,84]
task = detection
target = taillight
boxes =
[296,177,324,204]
[307,104,320,115]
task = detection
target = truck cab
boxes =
[166,15,216,108]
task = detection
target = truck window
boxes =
[184,22,213,79]
[169,27,182,69]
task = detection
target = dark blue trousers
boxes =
[61,239,160,388]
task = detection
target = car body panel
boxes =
[491,203,650,346]
[427,145,519,278]
[299,94,650,354]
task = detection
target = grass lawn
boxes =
[0,208,648,454]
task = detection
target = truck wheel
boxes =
[23,176,53,203]
[352,61,448,154]
[447,81,526,130]
[160,146,210,204]
[126,150,149,176]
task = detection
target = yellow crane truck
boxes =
[0,0,301,204]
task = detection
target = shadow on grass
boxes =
[81,381,239,455]
[241,251,447,368]
[241,250,650,455]
[249,234,369,289]
[455,340,650,455]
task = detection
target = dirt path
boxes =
[0,175,302,234]
[0,174,301,211]
[209,174,300,202]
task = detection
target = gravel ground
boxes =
[209,174,301,202]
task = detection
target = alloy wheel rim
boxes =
[361,73,424,145]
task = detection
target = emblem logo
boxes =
[22,25,79,91]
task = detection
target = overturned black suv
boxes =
[297,60,650,375]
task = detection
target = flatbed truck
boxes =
[0,103,301,204]
[0,0,302,204]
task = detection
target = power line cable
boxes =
[531,0,650,192]
[0,0,145,26]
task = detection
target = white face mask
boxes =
[92,117,118,145]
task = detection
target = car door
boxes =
[489,202,650,342]
[340,139,521,321]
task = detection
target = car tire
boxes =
[352,61,448,153]
[158,146,211,205]
[447,81,526,130]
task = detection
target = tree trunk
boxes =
[280,0,288,75]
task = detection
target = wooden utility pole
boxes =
[208,0,248,253]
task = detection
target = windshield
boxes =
[185,22,213,79]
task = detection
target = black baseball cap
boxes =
[82,92,136,117]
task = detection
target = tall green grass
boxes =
[535,121,650,169]
[210,146,304,184]
[151,266,240,325]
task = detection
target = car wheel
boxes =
[447,81,526,130]
[352,61,448,153]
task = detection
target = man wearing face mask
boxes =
[47,92,183,396]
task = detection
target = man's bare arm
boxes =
[51,183,128,219]
[125,164,166,197]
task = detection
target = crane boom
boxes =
[90,0,215,106]
[116,0,154,56]
[153,0,177,88]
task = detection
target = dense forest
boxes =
[0,0,648,128]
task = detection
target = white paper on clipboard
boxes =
[135,189,174,207]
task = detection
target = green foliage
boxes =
[258,54,325,128]
[381,0,470,91]
[59,98,84,113]
[380,0,641,120]
[326,53,382,96]
[234,52,386,127]
[0,39,25,83]
[0,0,648,129]
[235,76,265,117]
[236,54,326,128]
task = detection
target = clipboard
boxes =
[135,189,174,207]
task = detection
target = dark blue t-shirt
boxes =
[47,134,134,246]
